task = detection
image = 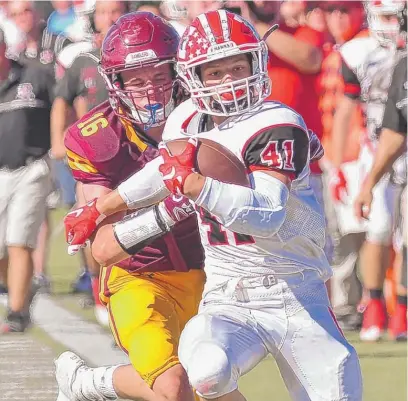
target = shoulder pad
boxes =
[162,99,197,141]
[233,101,308,133]
[340,36,378,70]
[64,101,123,163]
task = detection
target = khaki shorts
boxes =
[0,158,51,258]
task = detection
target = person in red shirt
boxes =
[240,1,323,108]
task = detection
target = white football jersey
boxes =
[340,36,407,142]
[163,99,331,293]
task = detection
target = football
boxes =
[165,138,250,187]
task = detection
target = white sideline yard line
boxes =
[0,294,129,367]
[0,335,58,401]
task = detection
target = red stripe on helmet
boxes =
[205,10,225,44]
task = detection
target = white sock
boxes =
[73,365,120,401]
[93,366,120,400]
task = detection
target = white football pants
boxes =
[179,270,363,401]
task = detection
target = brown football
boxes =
[165,138,250,187]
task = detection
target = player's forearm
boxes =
[97,156,170,216]
[108,196,195,260]
[331,96,357,168]
[195,172,289,238]
[80,183,126,219]
[257,24,322,73]
[364,128,406,190]
[95,189,128,217]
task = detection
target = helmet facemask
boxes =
[100,62,180,130]
[366,2,406,46]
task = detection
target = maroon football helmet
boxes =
[100,12,182,129]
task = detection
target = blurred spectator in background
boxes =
[162,0,223,35]
[330,0,406,341]
[47,0,76,36]
[243,0,323,107]
[318,0,367,332]
[51,0,127,324]
[280,0,308,27]
[6,0,76,292]
[0,1,26,57]
[135,0,162,15]
[52,0,126,134]
[7,0,72,76]
[65,0,95,42]
[355,54,407,340]
[32,1,55,21]
[0,29,54,333]
[303,0,328,33]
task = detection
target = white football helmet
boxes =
[176,10,273,117]
[365,0,406,45]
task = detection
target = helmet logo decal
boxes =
[208,41,237,54]
[125,49,158,66]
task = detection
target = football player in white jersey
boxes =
[62,10,363,401]
[330,0,407,342]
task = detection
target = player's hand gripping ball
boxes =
[159,136,250,197]
[158,137,198,196]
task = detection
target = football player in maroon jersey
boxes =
[55,12,205,401]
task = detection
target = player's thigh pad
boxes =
[7,159,51,248]
[276,278,363,401]
[107,275,181,387]
[179,305,267,399]
[106,268,204,387]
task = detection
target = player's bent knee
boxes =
[185,342,235,399]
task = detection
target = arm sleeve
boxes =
[243,125,309,180]
[341,59,361,99]
[117,156,170,209]
[195,171,289,238]
[382,58,407,135]
[54,56,83,105]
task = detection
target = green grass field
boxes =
[47,209,407,401]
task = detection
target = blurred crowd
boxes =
[0,0,406,342]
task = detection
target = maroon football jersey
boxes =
[65,101,204,272]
